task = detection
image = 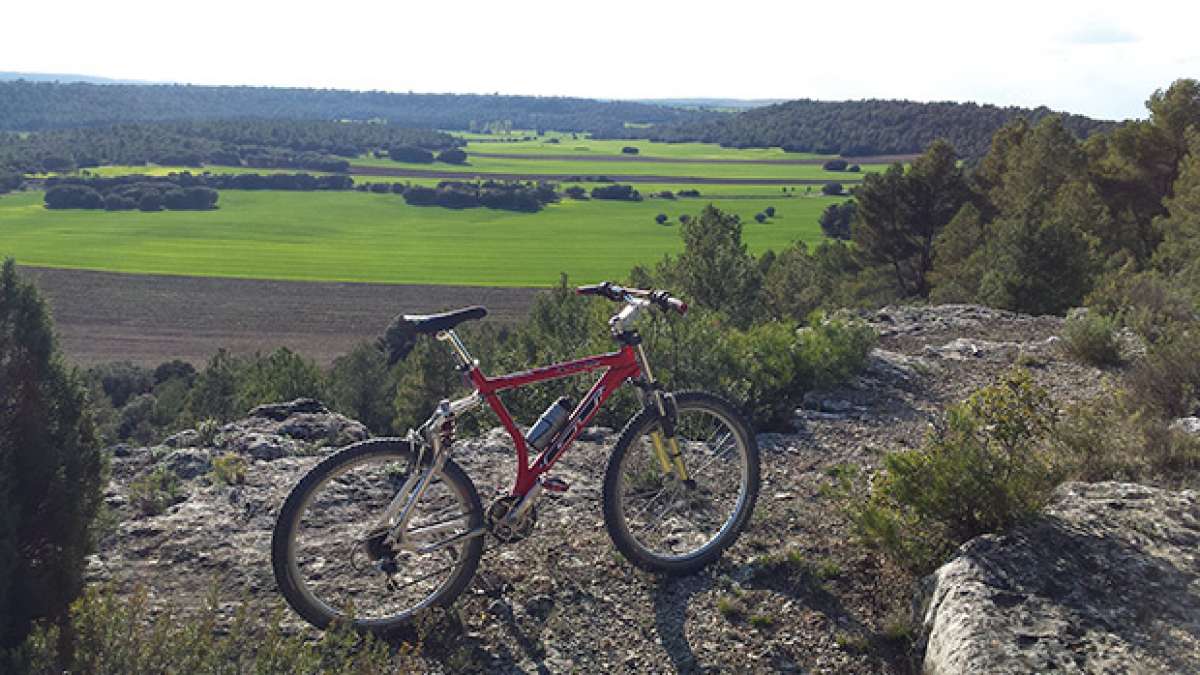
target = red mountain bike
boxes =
[271,282,761,633]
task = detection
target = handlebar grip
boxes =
[666,297,689,315]
[575,283,607,296]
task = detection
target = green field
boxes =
[0,190,832,287]
[460,133,829,161]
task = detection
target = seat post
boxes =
[437,329,475,367]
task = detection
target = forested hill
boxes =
[607,98,1117,157]
[0,80,712,133]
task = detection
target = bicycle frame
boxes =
[463,343,641,496]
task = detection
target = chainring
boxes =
[486,495,537,543]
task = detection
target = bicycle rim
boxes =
[613,400,752,562]
[284,452,478,625]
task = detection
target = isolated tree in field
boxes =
[755,212,767,223]
[655,213,668,224]
[764,206,776,217]
[0,259,104,650]
[822,159,848,171]
[621,146,639,155]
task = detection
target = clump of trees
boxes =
[591,184,642,201]
[822,182,844,196]
[45,181,218,211]
[400,180,559,212]
[40,171,371,210]
[621,146,639,155]
[822,159,848,171]
[436,149,468,164]
[389,145,434,164]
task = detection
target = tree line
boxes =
[0,120,459,175]
[40,172,362,210]
[603,97,1114,157]
[0,80,708,135]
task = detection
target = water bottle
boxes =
[526,397,574,450]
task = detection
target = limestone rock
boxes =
[161,448,213,480]
[918,482,1200,674]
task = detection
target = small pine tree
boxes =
[0,259,104,649]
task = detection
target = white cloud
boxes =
[0,0,1196,120]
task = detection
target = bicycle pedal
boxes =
[541,477,570,493]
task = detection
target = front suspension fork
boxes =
[636,340,690,482]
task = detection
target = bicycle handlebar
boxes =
[575,282,689,315]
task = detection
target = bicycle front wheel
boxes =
[271,439,484,633]
[602,391,760,575]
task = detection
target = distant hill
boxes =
[0,71,160,85]
[0,80,711,133]
[605,98,1118,157]
[633,98,787,110]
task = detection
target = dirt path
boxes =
[23,267,540,367]
[469,152,917,165]
[349,165,863,185]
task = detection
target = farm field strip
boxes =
[0,190,832,287]
[458,133,828,160]
[350,154,883,181]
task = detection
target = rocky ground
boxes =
[89,305,1125,673]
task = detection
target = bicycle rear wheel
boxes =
[271,439,484,633]
[602,391,760,574]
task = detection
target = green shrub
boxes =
[1054,386,1200,485]
[8,585,404,674]
[1125,327,1200,419]
[210,453,248,486]
[128,466,184,516]
[855,370,1061,571]
[794,313,877,392]
[195,418,221,446]
[1060,310,1122,366]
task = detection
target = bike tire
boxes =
[271,438,484,633]
[602,391,760,575]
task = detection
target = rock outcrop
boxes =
[918,482,1200,674]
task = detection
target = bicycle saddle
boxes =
[404,306,488,334]
[378,306,487,364]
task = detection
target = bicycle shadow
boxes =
[650,564,876,674]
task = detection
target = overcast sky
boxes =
[2,0,1196,120]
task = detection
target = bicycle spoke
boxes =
[616,402,750,561]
